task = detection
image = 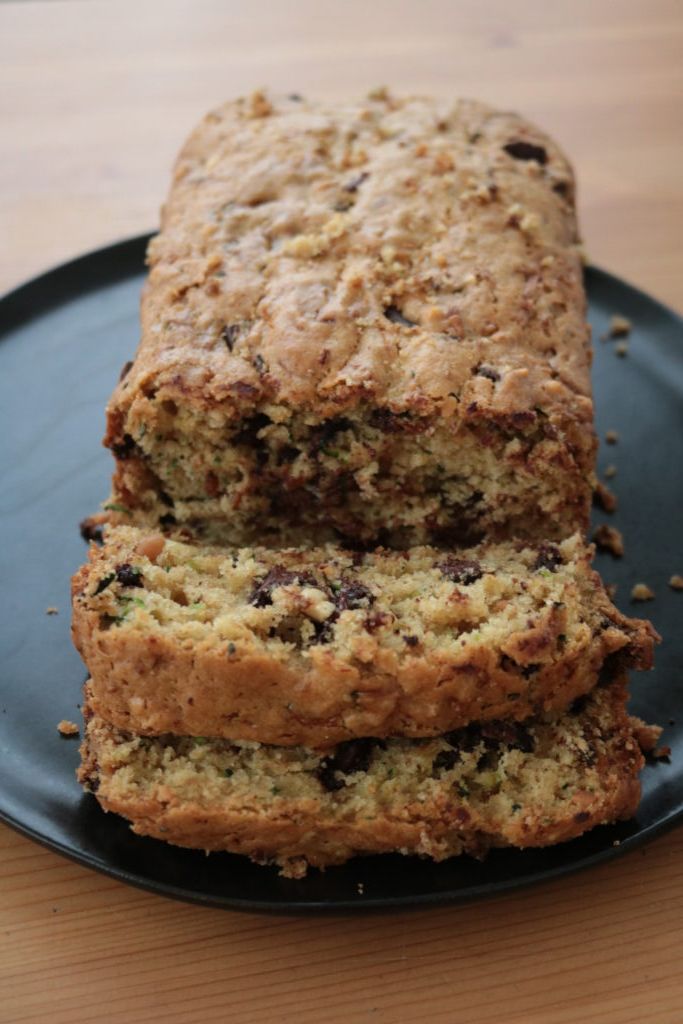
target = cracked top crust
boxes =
[109,90,592,429]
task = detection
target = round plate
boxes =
[1,236,681,913]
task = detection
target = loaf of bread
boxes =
[78,678,645,878]
[72,526,657,747]
[104,90,594,547]
[73,92,660,878]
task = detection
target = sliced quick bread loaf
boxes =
[72,526,657,747]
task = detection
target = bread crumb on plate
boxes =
[602,314,631,340]
[593,481,617,513]
[593,524,624,558]
[57,720,80,737]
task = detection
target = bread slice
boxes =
[72,526,657,747]
[78,678,645,878]
[104,91,595,548]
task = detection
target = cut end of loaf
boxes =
[106,401,594,548]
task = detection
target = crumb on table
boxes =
[593,524,624,558]
[46,607,59,616]
[631,582,655,602]
[605,429,619,445]
[669,574,683,591]
[615,341,629,357]
[606,582,618,599]
[57,720,80,737]
[604,464,617,478]
[593,481,617,513]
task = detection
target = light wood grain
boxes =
[1,823,682,1024]
[1,2,681,1022]
[2,0,682,308]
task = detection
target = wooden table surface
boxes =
[1,2,681,1021]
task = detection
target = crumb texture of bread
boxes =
[71,526,658,746]
[104,91,595,547]
[78,679,643,877]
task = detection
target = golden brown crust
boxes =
[71,527,658,747]
[78,679,644,877]
[110,92,590,421]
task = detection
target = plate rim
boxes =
[1,795,682,914]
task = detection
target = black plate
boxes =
[1,235,681,913]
